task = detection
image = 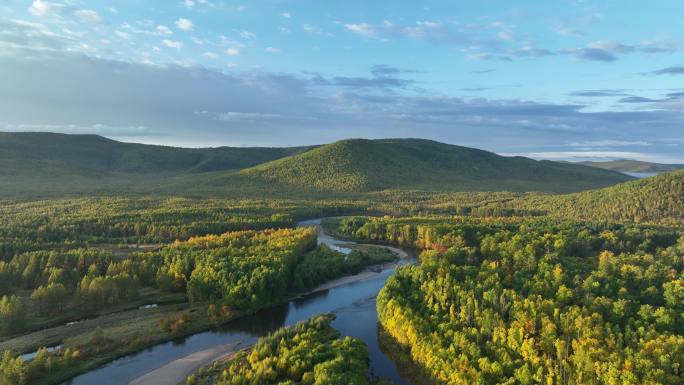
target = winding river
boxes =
[61,219,417,385]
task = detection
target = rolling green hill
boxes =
[206,138,633,193]
[579,159,684,173]
[0,132,313,197]
[0,132,312,177]
[511,170,684,225]
[0,134,633,197]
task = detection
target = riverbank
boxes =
[0,292,187,355]
[121,257,405,385]
[126,342,242,385]
[300,260,400,296]
[140,250,409,385]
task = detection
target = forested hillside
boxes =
[511,170,684,225]
[0,132,311,176]
[225,139,631,193]
[0,134,632,197]
[0,132,312,197]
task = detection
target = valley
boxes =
[0,134,682,385]
[2,2,682,384]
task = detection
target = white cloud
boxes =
[512,151,682,164]
[75,10,102,23]
[1,51,683,153]
[302,24,332,37]
[265,47,282,54]
[587,40,634,54]
[62,28,85,38]
[344,23,375,37]
[240,30,256,39]
[567,140,652,148]
[182,0,211,8]
[115,31,131,40]
[203,51,217,59]
[162,39,183,49]
[156,25,173,36]
[0,20,72,51]
[555,27,582,37]
[28,0,51,16]
[497,31,513,41]
[140,52,154,65]
[175,18,193,31]
[281,12,291,18]
[226,47,240,56]
[215,111,285,121]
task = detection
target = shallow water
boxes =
[62,219,415,385]
[625,172,658,178]
[21,344,64,361]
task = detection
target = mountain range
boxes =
[0,132,633,198]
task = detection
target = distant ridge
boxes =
[196,138,633,194]
[0,133,633,197]
[579,159,684,174]
[0,132,313,177]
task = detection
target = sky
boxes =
[1,0,683,163]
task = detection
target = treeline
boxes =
[0,248,142,335]
[373,219,683,385]
[185,315,373,385]
[0,198,300,259]
[333,216,679,254]
[9,178,678,264]
[0,192,571,262]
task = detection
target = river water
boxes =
[62,219,416,385]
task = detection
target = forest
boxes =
[0,169,682,385]
[329,217,684,385]
[0,222,395,385]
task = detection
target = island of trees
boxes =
[185,315,381,385]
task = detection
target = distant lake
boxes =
[625,172,658,178]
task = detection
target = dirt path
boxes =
[125,342,242,385]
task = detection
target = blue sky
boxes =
[1,0,683,162]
